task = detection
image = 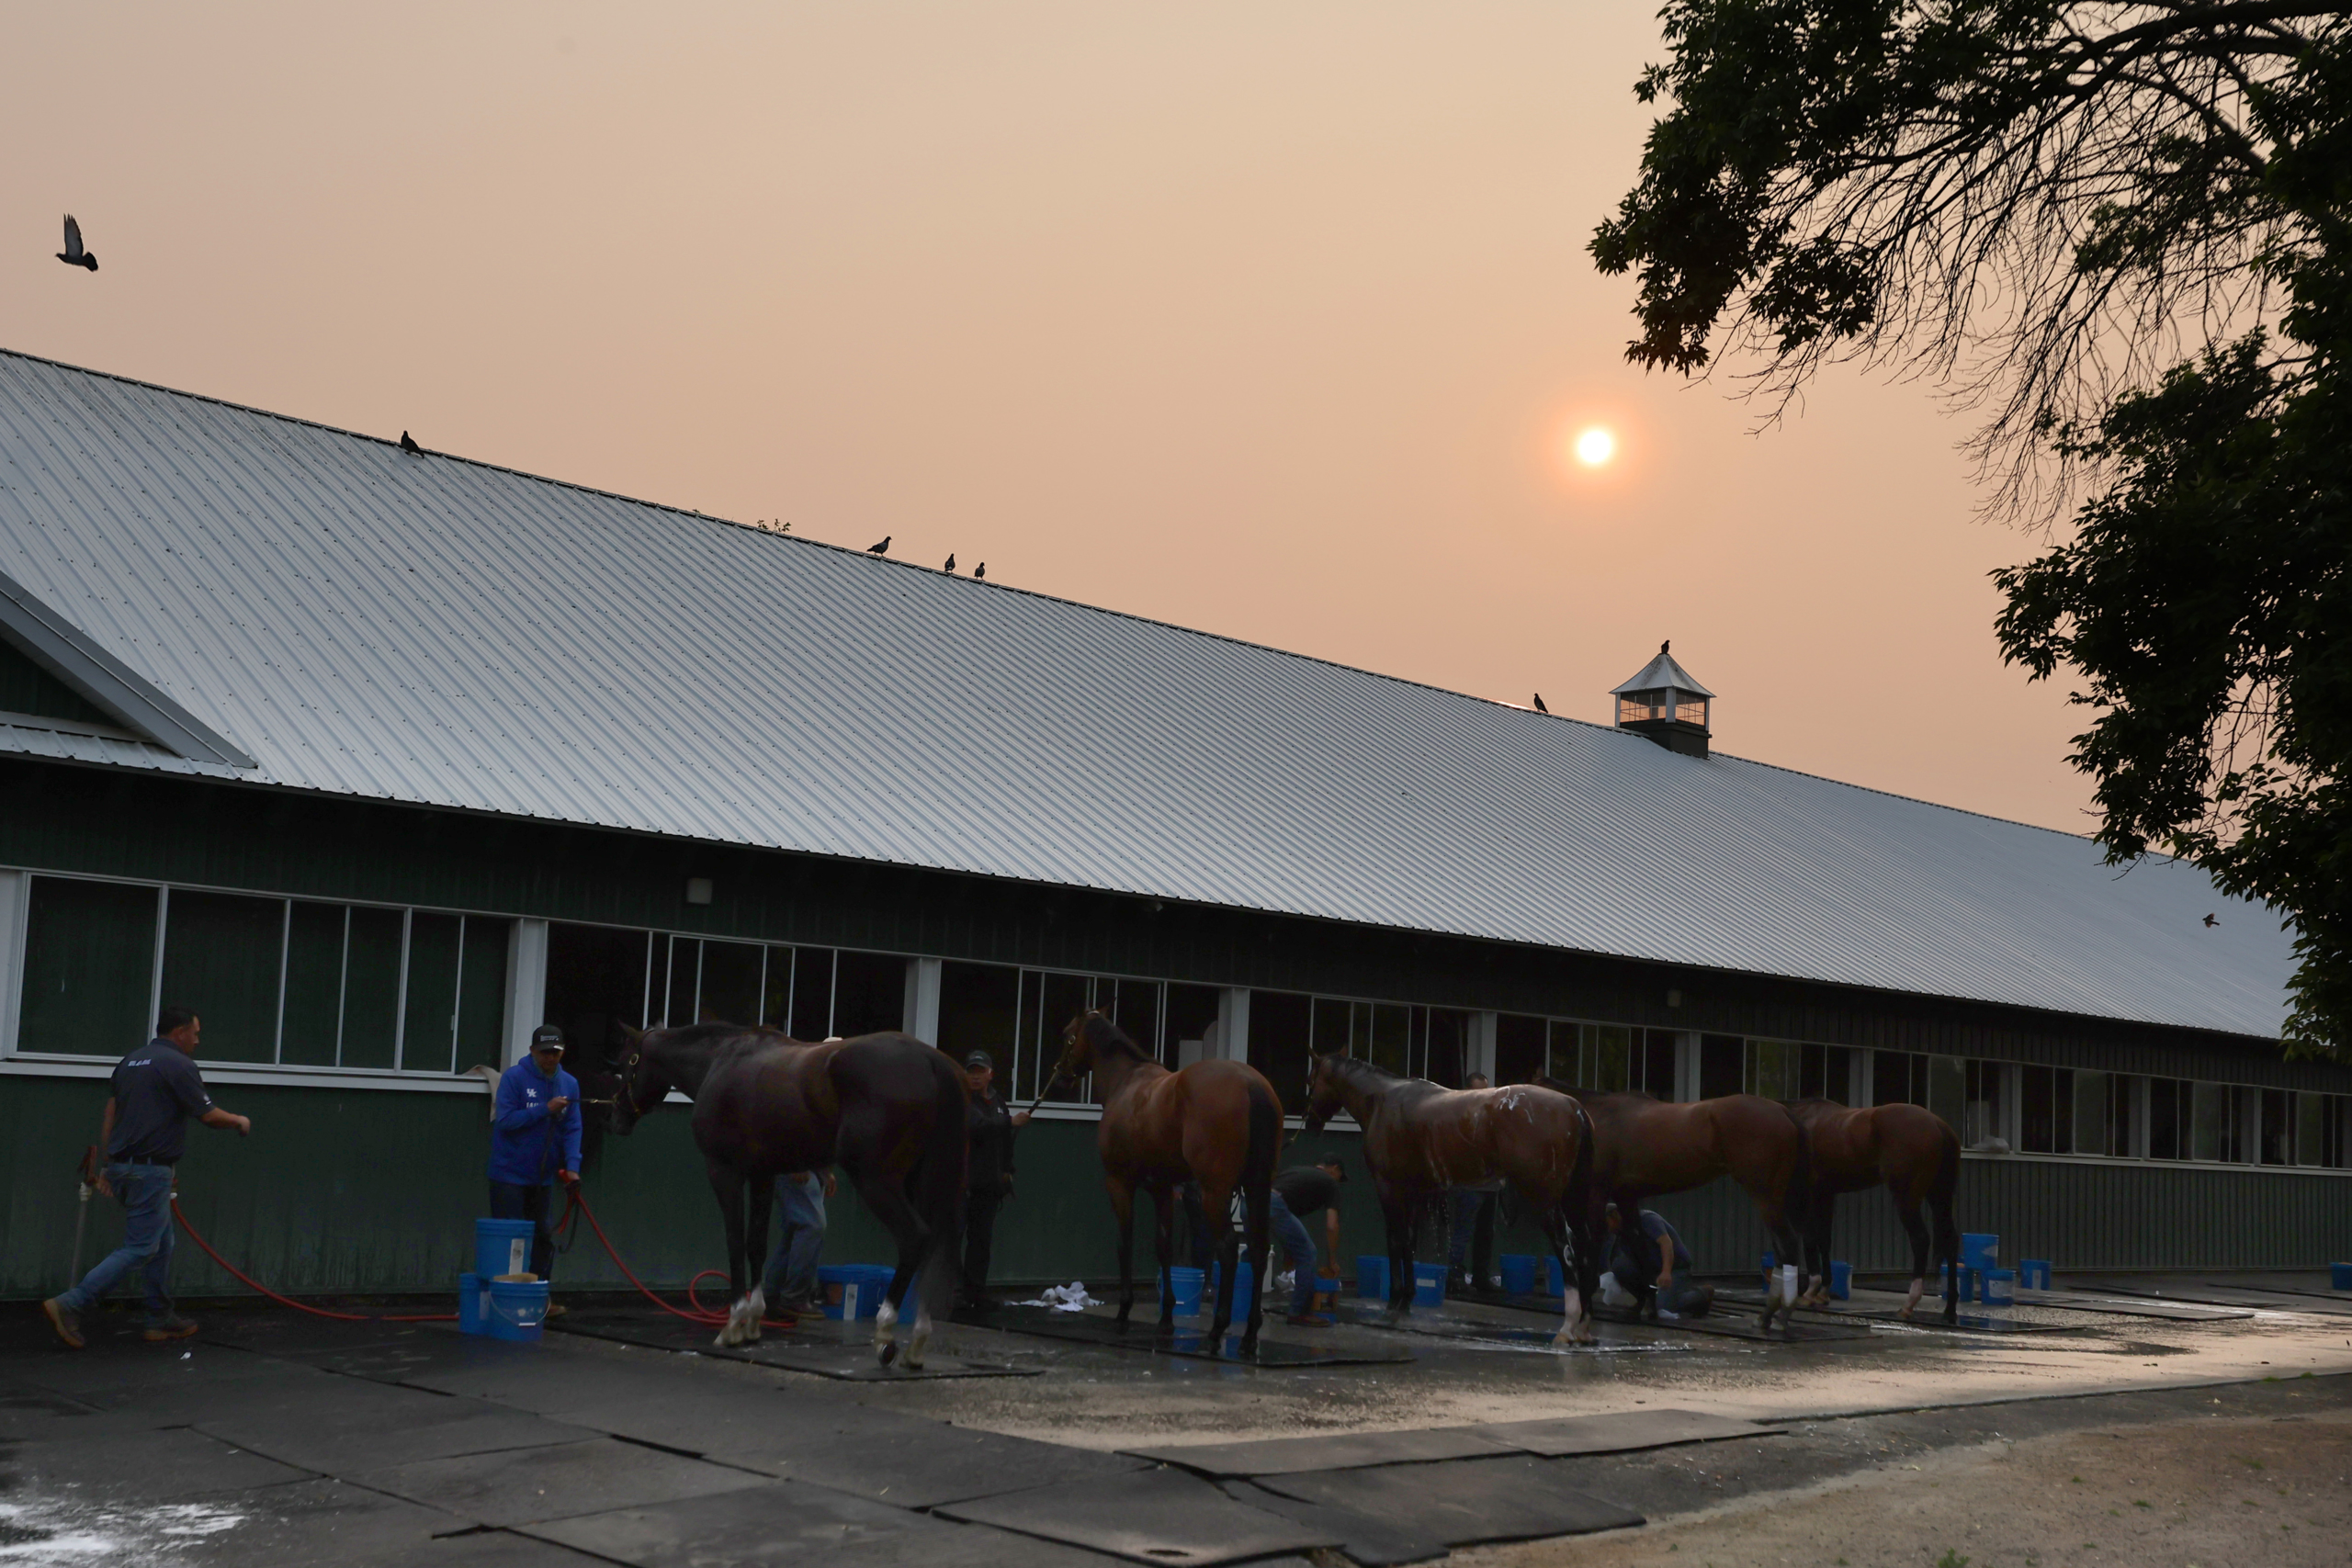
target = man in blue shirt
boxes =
[43,1004,252,1349]
[489,1024,584,1293]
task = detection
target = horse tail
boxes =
[1929,1115,1962,1303]
[914,1048,969,1320]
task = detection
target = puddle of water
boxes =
[0,1499,245,1566]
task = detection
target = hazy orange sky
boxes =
[6,4,2093,833]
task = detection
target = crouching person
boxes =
[1601,1202,1713,1319]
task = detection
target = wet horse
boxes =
[1537,1082,1812,1333]
[1306,1054,1600,1345]
[606,1022,967,1367]
[1046,1011,1282,1355]
[1784,1099,1962,1322]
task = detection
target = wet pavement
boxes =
[2,1271,2349,1565]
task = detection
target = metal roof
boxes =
[1611,647,1713,699]
[0,350,2295,1039]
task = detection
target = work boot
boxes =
[142,1313,198,1342]
[42,1298,85,1349]
[543,1303,568,1321]
[775,1292,821,1318]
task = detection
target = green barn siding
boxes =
[9,1066,2349,1303]
[1,757,2328,1089]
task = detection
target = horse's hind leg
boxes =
[1204,1182,1238,1342]
[1895,1187,1932,1320]
[1151,1187,1182,1335]
[1801,1192,1836,1308]
[707,1164,757,1348]
[741,1177,776,1343]
[847,1164,930,1367]
[1108,1179,1139,1330]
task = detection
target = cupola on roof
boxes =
[1611,641,1713,758]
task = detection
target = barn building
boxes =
[0,349,2342,1303]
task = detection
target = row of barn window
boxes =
[10,873,2349,1169]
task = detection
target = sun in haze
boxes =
[1573,425,1616,467]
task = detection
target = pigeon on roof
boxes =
[944,554,956,572]
[1532,694,1548,714]
[399,432,423,455]
[56,216,97,272]
[867,536,890,555]
[974,562,985,580]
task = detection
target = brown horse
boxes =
[1306,1054,1600,1344]
[1784,1099,1962,1322]
[1046,1011,1282,1355]
[1536,1081,1812,1333]
[607,1022,967,1367]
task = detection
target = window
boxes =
[2190,1081,2233,1162]
[2262,1089,2294,1167]
[15,874,507,1074]
[1873,1050,1923,1108]
[1250,990,1313,1114]
[18,875,159,1059]
[1745,1037,1798,1100]
[1495,1014,1545,1085]
[1699,1034,1743,1100]
[2073,1070,2111,1155]
[2149,1077,2186,1159]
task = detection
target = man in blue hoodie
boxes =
[489,1024,583,1293]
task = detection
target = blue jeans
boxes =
[59,1164,177,1322]
[761,1174,827,1302]
[1268,1193,1317,1315]
[488,1180,555,1281]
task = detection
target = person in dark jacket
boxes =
[959,1050,1030,1306]
[1604,1202,1713,1318]
[1270,1157,1346,1325]
[488,1025,583,1294]
[43,1004,252,1348]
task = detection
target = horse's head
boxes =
[1044,1009,1108,1094]
[1302,1050,1349,1134]
[605,1021,675,1134]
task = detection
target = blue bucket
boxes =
[2018,1258,2052,1291]
[1960,1233,1999,1273]
[1209,1260,1254,1315]
[1828,1261,1852,1301]
[1542,1255,1565,1299]
[1412,1263,1446,1308]
[486,1277,548,1342]
[2332,1262,2352,1292]
[1161,1266,1205,1317]
[819,1263,894,1320]
[457,1272,485,1336]
[1760,1250,1777,1293]
[1356,1255,1389,1300]
[1499,1254,1538,1296]
[475,1218,537,1281]
[1982,1267,2016,1306]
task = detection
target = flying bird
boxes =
[867,536,890,555]
[944,554,956,572]
[56,215,97,271]
[974,562,986,580]
[1532,694,1548,714]
[2203,912,2219,927]
[399,431,422,455]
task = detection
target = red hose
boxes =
[172,1199,455,1323]
[559,1190,798,1330]
[168,1190,796,1332]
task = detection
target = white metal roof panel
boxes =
[0,351,2294,1039]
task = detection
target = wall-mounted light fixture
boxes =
[684,877,714,906]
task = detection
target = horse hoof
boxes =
[877,1340,899,1367]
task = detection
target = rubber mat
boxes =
[2071,1277,2352,1316]
[1132,1426,1518,1476]
[350,1436,770,1527]
[951,1303,1413,1366]
[552,1391,1152,1508]
[1470,1408,1776,1457]
[524,1478,1140,1568]
[153,1477,502,1567]
[12,1424,312,1501]
[2009,1288,2251,1322]
[1218,1478,1449,1565]
[936,1464,1339,1565]
[1482,1294,1871,1343]
[198,1393,597,1472]
[548,1309,1034,1380]
[1713,1290,2082,1335]
[1251,1454,1643,1550]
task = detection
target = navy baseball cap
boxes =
[530,1025,566,1052]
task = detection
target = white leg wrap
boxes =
[1902,1277,1925,1318]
